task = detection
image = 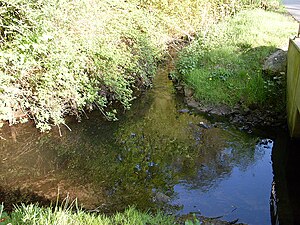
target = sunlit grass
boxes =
[176,9,298,110]
[1,204,176,225]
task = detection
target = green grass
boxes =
[0,203,176,225]
[176,8,298,111]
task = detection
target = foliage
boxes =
[130,0,283,34]
[0,0,167,131]
[185,216,201,225]
[175,8,297,111]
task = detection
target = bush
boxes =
[0,0,167,131]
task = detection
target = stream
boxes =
[0,57,300,225]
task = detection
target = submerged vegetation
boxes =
[0,0,285,131]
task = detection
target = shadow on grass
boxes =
[238,45,279,70]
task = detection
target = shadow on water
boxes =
[0,55,299,224]
[271,135,300,225]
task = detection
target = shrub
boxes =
[0,0,167,131]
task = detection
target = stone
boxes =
[198,121,210,129]
[263,49,287,76]
[184,87,194,98]
[153,192,171,203]
[178,108,190,113]
[186,98,199,108]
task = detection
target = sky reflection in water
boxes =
[172,139,273,225]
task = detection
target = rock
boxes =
[209,105,232,116]
[263,49,287,76]
[200,218,246,225]
[153,192,171,203]
[198,122,210,129]
[175,85,183,91]
[178,108,190,113]
[184,87,194,98]
[186,98,199,108]
[177,214,247,225]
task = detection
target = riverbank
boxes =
[0,0,284,132]
[0,204,175,225]
[173,8,298,129]
[0,203,248,225]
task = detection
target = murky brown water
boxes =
[0,58,299,225]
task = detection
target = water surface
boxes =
[0,59,296,225]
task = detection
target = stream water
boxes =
[0,59,299,225]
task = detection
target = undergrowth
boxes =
[175,8,297,112]
[0,0,166,131]
[0,0,286,131]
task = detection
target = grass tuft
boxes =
[0,203,176,225]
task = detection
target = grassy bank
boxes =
[0,204,177,225]
[0,203,227,225]
[175,7,298,114]
[0,0,280,131]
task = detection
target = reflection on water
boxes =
[0,59,294,224]
[271,136,300,225]
[172,139,273,225]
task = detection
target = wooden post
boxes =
[287,38,300,138]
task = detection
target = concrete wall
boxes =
[287,38,300,138]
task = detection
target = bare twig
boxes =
[57,124,62,137]
[63,123,72,132]
[0,135,7,140]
